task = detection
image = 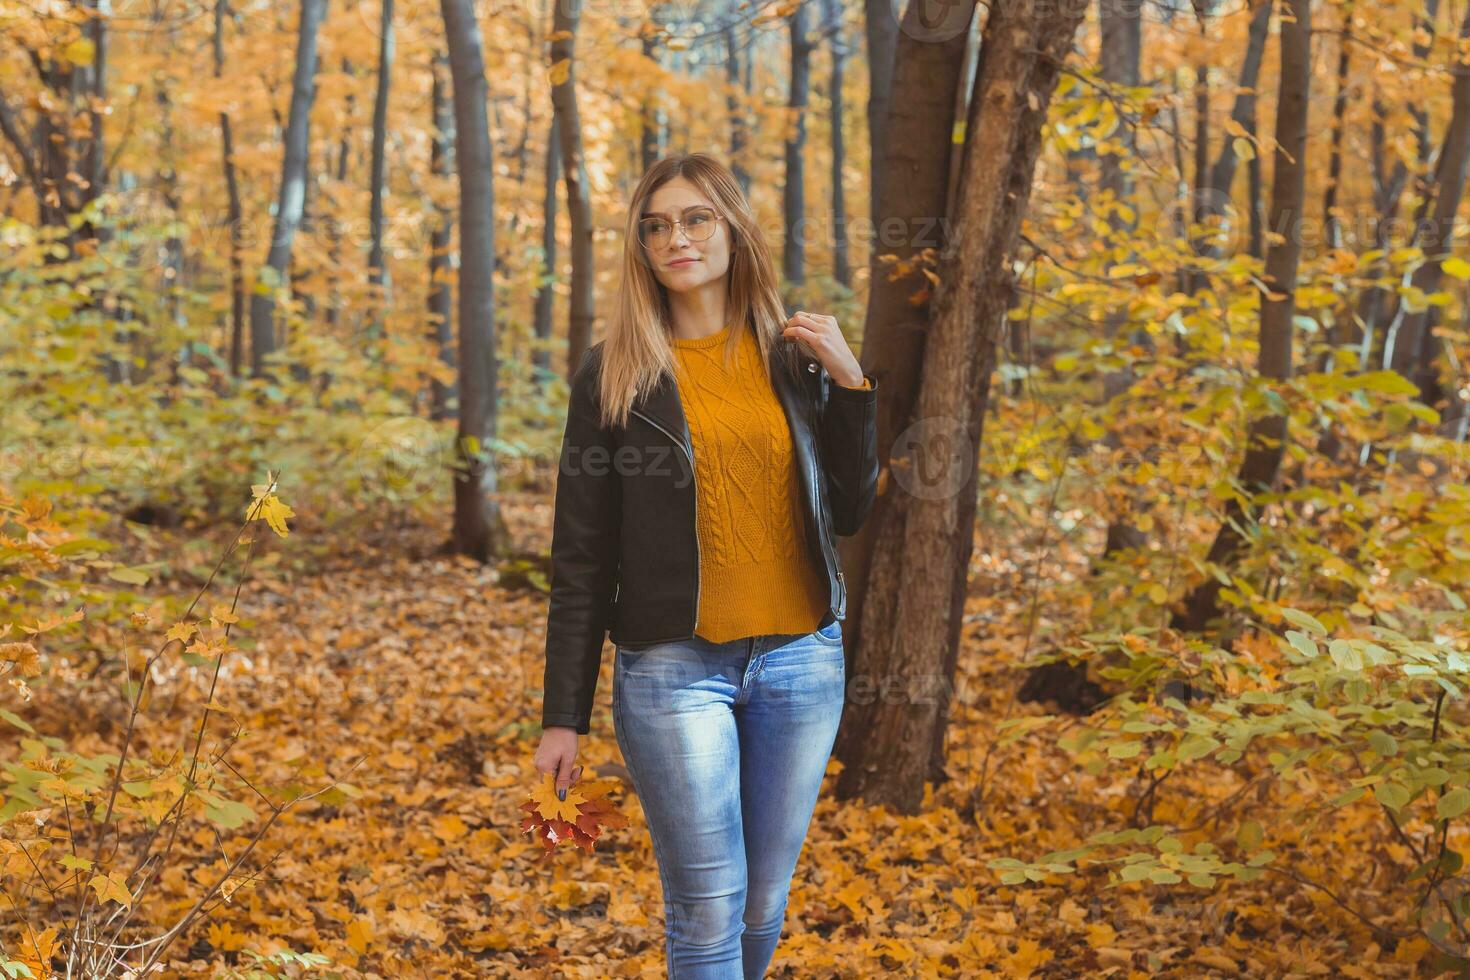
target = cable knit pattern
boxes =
[671,324,830,642]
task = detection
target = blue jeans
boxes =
[612,618,848,979]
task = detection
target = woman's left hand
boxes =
[782,312,866,389]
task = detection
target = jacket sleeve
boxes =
[541,350,621,735]
[818,366,879,536]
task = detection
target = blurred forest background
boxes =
[3,0,1470,974]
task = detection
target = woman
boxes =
[533,152,878,978]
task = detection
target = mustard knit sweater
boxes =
[671,324,867,643]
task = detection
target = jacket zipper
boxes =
[804,365,846,620]
[809,449,845,619]
[629,406,701,638]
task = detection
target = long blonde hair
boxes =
[596,152,798,430]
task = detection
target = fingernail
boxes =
[558,788,566,801]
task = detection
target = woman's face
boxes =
[639,176,731,294]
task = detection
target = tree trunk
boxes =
[836,0,976,752]
[1174,0,1311,636]
[863,0,899,225]
[640,14,663,173]
[429,49,457,422]
[824,0,851,287]
[725,22,750,193]
[836,0,1084,812]
[368,0,395,332]
[551,0,594,381]
[248,0,328,376]
[534,113,560,387]
[1201,0,1271,256]
[1321,3,1353,254]
[441,0,508,559]
[783,1,812,288]
[213,0,246,378]
[1385,1,1470,404]
[1027,0,1144,714]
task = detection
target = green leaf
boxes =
[1438,788,1470,820]
[1178,734,1220,762]
[1281,608,1327,635]
[1120,863,1154,882]
[1367,730,1398,757]
[108,566,151,586]
[1329,639,1363,671]
[0,710,34,733]
[201,795,256,830]
[1375,782,1410,811]
[1286,630,1318,658]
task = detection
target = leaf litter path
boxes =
[72,492,1440,977]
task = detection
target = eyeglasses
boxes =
[637,206,724,250]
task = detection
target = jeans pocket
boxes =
[814,619,843,645]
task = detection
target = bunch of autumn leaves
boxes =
[519,774,630,857]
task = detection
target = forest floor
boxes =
[30,491,1456,978]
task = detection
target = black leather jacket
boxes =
[540,338,879,733]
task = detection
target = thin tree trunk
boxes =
[248,0,328,376]
[1385,1,1470,404]
[1322,3,1353,254]
[429,49,456,421]
[783,0,813,288]
[1201,0,1271,258]
[640,12,663,173]
[725,22,749,192]
[1175,0,1311,635]
[864,0,899,226]
[368,0,395,332]
[441,0,508,558]
[1027,0,1145,714]
[824,0,851,287]
[551,0,594,381]
[534,113,560,386]
[214,0,246,377]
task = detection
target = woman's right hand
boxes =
[535,726,584,801]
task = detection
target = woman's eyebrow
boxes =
[639,205,711,219]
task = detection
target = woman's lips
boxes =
[667,258,698,268]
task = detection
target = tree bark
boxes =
[1174,0,1311,636]
[725,21,750,193]
[1385,1,1470,404]
[551,0,595,381]
[836,0,1084,812]
[640,11,664,173]
[1201,0,1271,261]
[824,0,851,287]
[783,0,813,288]
[1026,0,1144,714]
[429,49,457,422]
[368,0,395,332]
[534,113,560,386]
[836,0,976,748]
[248,0,328,376]
[442,0,508,559]
[864,0,899,226]
[214,0,246,377]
